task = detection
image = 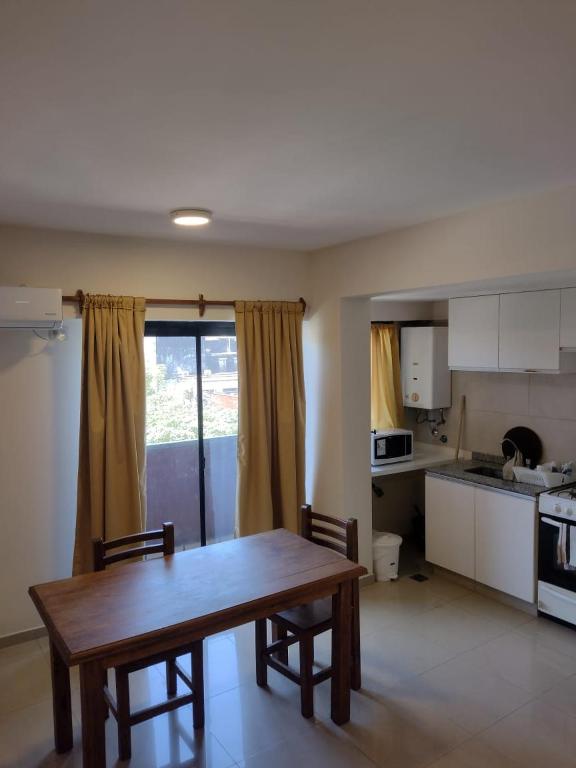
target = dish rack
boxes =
[512,466,569,488]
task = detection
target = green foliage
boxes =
[146,364,237,445]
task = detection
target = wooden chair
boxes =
[92,523,204,760]
[255,505,361,718]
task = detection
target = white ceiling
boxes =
[1,0,576,250]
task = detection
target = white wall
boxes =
[0,224,309,638]
[371,300,436,322]
[0,323,81,637]
[307,185,576,573]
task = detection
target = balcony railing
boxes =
[146,434,237,548]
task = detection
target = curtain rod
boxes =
[62,291,307,317]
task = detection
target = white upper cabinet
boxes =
[560,288,576,348]
[499,290,560,371]
[448,295,500,369]
[449,289,576,372]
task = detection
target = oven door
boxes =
[538,513,576,592]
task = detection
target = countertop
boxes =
[426,458,557,498]
[371,442,468,478]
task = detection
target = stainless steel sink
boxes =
[464,466,504,480]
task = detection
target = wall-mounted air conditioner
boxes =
[0,287,63,329]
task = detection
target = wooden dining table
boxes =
[29,528,367,768]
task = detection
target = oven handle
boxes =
[541,517,563,528]
[540,584,576,603]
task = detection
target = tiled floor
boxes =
[2,573,576,767]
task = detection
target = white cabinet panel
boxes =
[560,288,576,348]
[475,487,536,602]
[425,476,475,579]
[499,290,560,370]
[448,296,499,369]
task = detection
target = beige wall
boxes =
[0,224,308,638]
[307,185,576,572]
[0,224,308,305]
[311,185,576,299]
[371,300,436,322]
[409,371,576,466]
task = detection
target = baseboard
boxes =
[0,625,47,649]
[360,573,375,588]
[431,564,537,616]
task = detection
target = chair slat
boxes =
[310,524,347,543]
[101,528,166,551]
[309,511,349,529]
[103,543,165,566]
[309,536,346,556]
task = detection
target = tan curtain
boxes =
[371,323,404,430]
[235,300,305,536]
[73,294,147,575]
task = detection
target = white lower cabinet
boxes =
[425,476,536,602]
[425,476,475,579]
[475,487,536,602]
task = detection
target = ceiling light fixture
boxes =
[170,208,213,226]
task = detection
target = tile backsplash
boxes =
[407,371,576,465]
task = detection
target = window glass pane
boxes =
[145,336,201,549]
[201,335,238,543]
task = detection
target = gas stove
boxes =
[538,482,576,519]
[538,481,576,630]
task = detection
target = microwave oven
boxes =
[371,428,413,466]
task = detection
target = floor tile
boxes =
[206,682,323,762]
[399,603,508,656]
[321,689,468,768]
[237,723,377,768]
[353,626,459,690]
[480,698,576,768]
[0,696,236,768]
[0,639,52,716]
[451,593,534,632]
[457,628,576,694]
[415,655,534,733]
[516,616,576,660]
[425,735,523,767]
[537,671,576,718]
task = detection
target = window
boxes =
[144,322,237,548]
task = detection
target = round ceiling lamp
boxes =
[170,208,213,226]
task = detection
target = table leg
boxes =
[331,579,352,725]
[80,660,107,768]
[49,640,73,753]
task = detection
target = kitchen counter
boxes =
[371,441,467,478]
[426,459,555,498]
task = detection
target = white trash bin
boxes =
[372,531,403,582]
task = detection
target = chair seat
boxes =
[272,596,333,633]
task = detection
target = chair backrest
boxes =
[299,504,358,563]
[92,522,175,572]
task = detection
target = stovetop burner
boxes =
[547,483,576,499]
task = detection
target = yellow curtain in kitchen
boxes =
[371,323,403,430]
[73,294,147,575]
[235,300,305,537]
